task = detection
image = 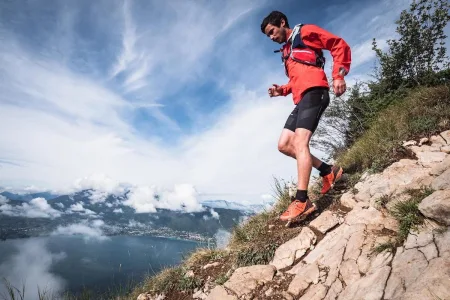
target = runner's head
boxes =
[260,11,290,44]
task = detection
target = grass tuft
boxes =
[390,187,434,242]
[372,241,397,254]
[234,243,279,267]
[375,194,392,209]
[184,248,227,269]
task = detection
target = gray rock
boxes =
[310,210,340,234]
[431,168,450,190]
[357,235,376,274]
[354,159,431,206]
[404,230,434,249]
[344,228,365,261]
[441,145,450,154]
[337,266,391,300]
[340,260,361,286]
[434,229,450,256]
[395,256,450,300]
[345,205,398,232]
[287,261,320,282]
[440,130,450,144]
[430,134,447,146]
[402,140,417,147]
[384,248,428,299]
[418,243,438,261]
[418,190,450,225]
[324,279,343,300]
[223,265,275,297]
[270,227,316,269]
[287,275,310,297]
[416,151,447,167]
[410,145,440,154]
[205,286,237,300]
[340,192,358,209]
[302,224,365,287]
[368,250,393,273]
[429,155,450,176]
[299,283,328,300]
[419,137,429,146]
[203,262,220,270]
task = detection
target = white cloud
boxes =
[51,219,108,241]
[69,174,128,204]
[113,208,123,213]
[68,202,96,216]
[123,183,204,213]
[0,197,61,219]
[56,202,64,209]
[210,209,219,220]
[0,238,66,299]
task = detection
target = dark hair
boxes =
[260,11,290,33]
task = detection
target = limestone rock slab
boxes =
[223,265,275,297]
[418,190,450,225]
[337,266,391,300]
[310,210,340,234]
[270,227,316,270]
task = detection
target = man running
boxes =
[260,11,351,221]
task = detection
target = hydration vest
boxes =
[275,24,326,77]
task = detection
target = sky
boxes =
[0,0,432,203]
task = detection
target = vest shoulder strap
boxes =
[290,24,323,57]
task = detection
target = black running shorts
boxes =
[283,87,330,133]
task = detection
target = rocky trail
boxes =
[140,130,450,300]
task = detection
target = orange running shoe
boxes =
[280,199,316,221]
[321,165,343,194]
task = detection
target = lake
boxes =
[0,235,207,299]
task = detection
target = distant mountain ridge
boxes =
[0,189,268,241]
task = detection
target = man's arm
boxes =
[301,24,352,80]
[280,80,292,96]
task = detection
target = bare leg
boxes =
[278,129,323,169]
[293,128,314,190]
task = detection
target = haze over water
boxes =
[0,235,205,298]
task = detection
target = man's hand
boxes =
[333,79,346,97]
[268,84,283,97]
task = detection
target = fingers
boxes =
[334,83,346,97]
[268,84,279,97]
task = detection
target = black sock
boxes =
[296,190,308,202]
[318,162,332,177]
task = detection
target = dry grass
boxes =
[337,85,450,172]
[372,186,435,255]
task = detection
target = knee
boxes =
[293,137,310,154]
[278,141,290,154]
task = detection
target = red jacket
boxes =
[280,24,351,104]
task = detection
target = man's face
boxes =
[264,19,287,44]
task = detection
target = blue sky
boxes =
[0,0,436,202]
